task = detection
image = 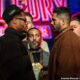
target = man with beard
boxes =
[23,12,50,54]
[48,7,80,80]
[27,28,50,80]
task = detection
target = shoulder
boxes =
[59,30,80,47]
[0,33,21,49]
[41,40,50,53]
[63,30,79,41]
[42,40,48,46]
[54,30,79,48]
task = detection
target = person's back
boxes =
[0,5,35,80]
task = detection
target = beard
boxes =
[53,24,61,32]
[29,41,40,50]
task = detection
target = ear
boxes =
[60,19,65,26]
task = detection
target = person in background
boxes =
[25,12,34,31]
[24,12,50,54]
[70,14,80,37]
[27,27,50,80]
[0,5,35,80]
[48,7,80,80]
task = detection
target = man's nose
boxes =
[33,36,36,40]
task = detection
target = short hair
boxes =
[71,14,80,21]
[2,5,23,24]
[24,12,33,23]
[27,27,41,36]
[53,7,71,24]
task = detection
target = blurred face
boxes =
[70,20,80,36]
[70,20,80,28]
[28,29,41,49]
[26,16,33,31]
[51,13,62,31]
[14,12,27,31]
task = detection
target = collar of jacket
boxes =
[54,27,72,41]
[5,27,27,40]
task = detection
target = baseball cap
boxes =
[2,5,23,24]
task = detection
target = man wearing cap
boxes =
[0,5,36,80]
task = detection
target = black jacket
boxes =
[0,28,35,80]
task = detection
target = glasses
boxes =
[15,18,26,22]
